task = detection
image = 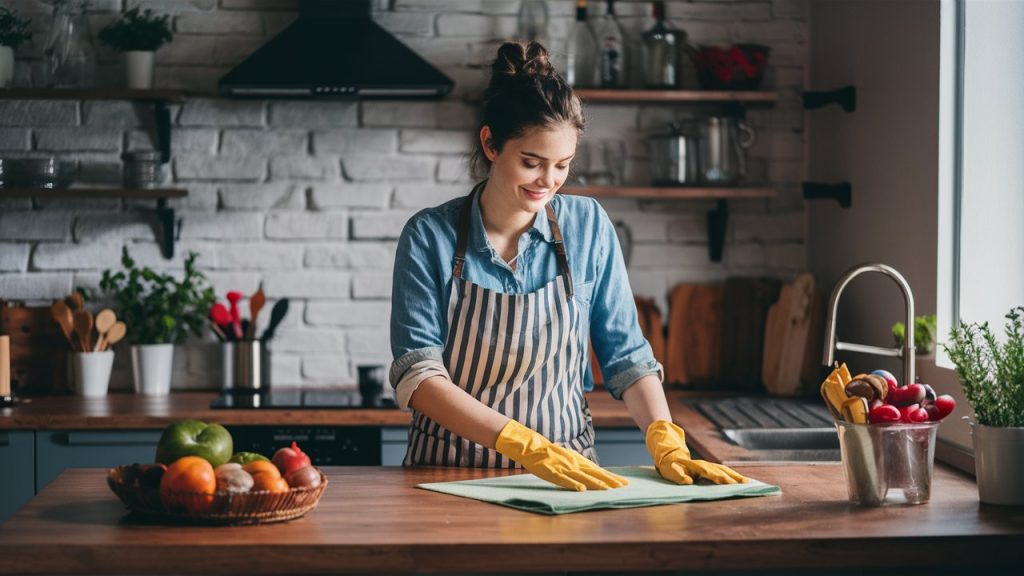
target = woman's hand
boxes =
[646,420,747,485]
[495,420,629,491]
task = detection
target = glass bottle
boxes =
[565,0,598,88]
[43,0,96,88]
[641,1,683,89]
[597,0,627,88]
[517,0,550,47]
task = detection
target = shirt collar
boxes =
[468,186,555,253]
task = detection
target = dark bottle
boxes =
[641,1,685,88]
[598,0,627,88]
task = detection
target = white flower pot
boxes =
[124,51,154,90]
[972,424,1024,505]
[0,46,14,88]
[131,344,174,396]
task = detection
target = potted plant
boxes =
[944,306,1024,505]
[892,314,938,355]
[97,7,172,90]
[0,6,32,88]
[100,248,214,395]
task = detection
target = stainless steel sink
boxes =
[690,397,842,462]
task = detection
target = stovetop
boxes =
[210,389,397,410]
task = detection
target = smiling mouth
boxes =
[520,187,549,199]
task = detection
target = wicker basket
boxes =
[107,465,328,525]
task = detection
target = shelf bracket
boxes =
[156,198,180,259]
[802,181,852,208]
[802,85,856,112]
[155,100,172,164]
[707,199,728,262]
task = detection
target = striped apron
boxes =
[404,184,597,467]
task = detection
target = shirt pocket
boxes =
[573,280,595,310]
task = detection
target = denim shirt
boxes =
[389,188,663,402]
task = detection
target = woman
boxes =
[389,41,745,491]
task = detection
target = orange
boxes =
[160,456,216,514]
[251,473,289,493]
[243,460,281,478]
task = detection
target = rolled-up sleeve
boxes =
[587,206,664,400]
[390,219,451,409]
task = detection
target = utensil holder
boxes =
[71,350,114,397]
[836,420,938,506]
[222,341,269,392]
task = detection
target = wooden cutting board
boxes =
[762,273,816,396]
[666,283,724,386]
[719,277,782,390]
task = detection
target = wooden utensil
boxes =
[93,309,116,352]
[247,288,266,341]
[65,292,84,312]
[50,300,76,350]
[73,310,93,354]
[0,335,10,398]
[101,322,127,351]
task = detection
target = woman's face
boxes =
[482,123,577,214]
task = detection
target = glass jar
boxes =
[121,151,165,189]
[42,0,96,88]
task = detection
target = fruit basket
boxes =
[107,465,328,525]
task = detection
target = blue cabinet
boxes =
[0,431,35,523]
[594,428,649,466]
[382,427,409,465]
[35,430,162,492]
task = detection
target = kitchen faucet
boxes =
[823,263,916,387]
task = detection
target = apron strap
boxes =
[453,182,573,297]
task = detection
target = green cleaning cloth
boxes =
[417,466,781,515]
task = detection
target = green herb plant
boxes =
[892,314,938,355]
[99,248,215,345]
[0,6,32,49]
[98,7,172,52]
[943,307,1024,427]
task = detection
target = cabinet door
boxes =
[35,430,162,492]
[0,431,35,523]
[381,427,409,466]
[594,428,649,466]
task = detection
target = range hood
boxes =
[219,0,453,99]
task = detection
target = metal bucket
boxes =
[836,420,938,506]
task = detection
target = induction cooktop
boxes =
[210,389,397,410]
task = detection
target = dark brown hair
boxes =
[471,41,585,178]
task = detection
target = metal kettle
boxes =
[697,116,756,184]
[647,121,701,186]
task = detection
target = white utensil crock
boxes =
[72,351,114,397]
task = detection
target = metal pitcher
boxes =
[697,116,756,184]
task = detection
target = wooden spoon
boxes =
[50,300,76,350]
[94,309,117,352]
[247,288,266,341]
[73,310,93,354]
[65,292,84,312]
[102,322,127,351]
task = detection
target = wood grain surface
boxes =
[0,465,1018,575]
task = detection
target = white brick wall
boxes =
[0,0,808,389]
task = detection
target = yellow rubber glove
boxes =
[646,420,747,485]
[495,419,629,492]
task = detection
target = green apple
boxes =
[229,451,269,465]
[155,419,233,467]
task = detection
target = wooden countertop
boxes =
[0,465,1019,575]
[0,389,731,431]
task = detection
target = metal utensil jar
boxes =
[222,341,270,392]
[121,151,165,189]
[648,122,701,185]
[697,116,756,184]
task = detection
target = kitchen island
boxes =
[0,464,1019,575]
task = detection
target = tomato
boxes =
[285,466,322,489]
[160,456,216,514]
[272,441,312,476]
[869,404,901,424]
[899,404,929,423]
[933,395,956,420]
[890,383,926,407]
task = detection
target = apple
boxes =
[869,404,901,423]
[933,395,956,420]
[899,404,929,423]
[155,419,233,467]
[272,441,312,476]
[229,451,270,465]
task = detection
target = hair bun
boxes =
[492,41,555,80]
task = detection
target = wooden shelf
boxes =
[0,88,188,103]
[564,186,775,199]
[0,187,187,199]
[574,89,778,104]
